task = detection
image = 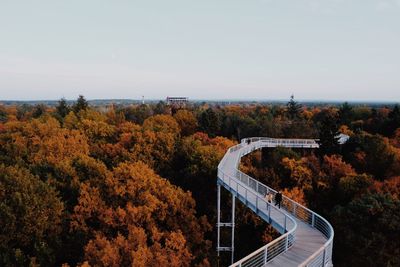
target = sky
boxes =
[0,0,399,101]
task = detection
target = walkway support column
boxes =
[217,184,221,257]
[231,194,235,264]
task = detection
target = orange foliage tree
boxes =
[72,162,210,267]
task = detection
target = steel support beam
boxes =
[231,194,235,264]
[217,184,221,257]
[216,183,236,264]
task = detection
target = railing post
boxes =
[311,213,315,227]
[256,195,258,212]
[284,215,287,232]
[268,204,271,223]
[264,247,268,264]
[285,235,288,251]
[293,203,297,216]
[322,247,326,266]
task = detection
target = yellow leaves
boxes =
[282,187,306,205]
[80,119,116,141]
[114,118,178,170]
[128,225,147,248]
[339,125,354,136]
[63,111,79,129]
[72,161,201,266]
[180,133,235,175]
[281,157,312,188]
[71,183,106,232]
[164,231,192,266]
[143,114,180,135]
[302,109,314,120]
[84,234,124,267]
[0,106,212,265]
[173,110,198,136]
[321,154,356,180]
[32,129,89,165]
[1,116,90,166]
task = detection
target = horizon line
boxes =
[0,98,399,104]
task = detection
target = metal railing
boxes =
[217,137,333,267]
[218,165,297,266]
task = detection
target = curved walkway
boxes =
[217,137,334,267]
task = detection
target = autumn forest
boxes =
[0,96,399,267]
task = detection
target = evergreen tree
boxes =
[286,95,302,120]
[56,98,70,118]
[338,102,354,126]
[73,95,88,114]
[318,110,340,155]
[32,104,47,118]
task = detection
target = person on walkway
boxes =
[275,191,282,209]
[268,192,273,204]
[264,192,269,202]
[247,139,251,145]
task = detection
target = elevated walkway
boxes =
[217,137,334,267]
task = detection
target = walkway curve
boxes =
[217,137,334,267]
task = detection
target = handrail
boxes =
[218,164,297,266]
[217,137,334,267]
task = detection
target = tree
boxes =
[56,98,71,118]
[337,174,373,204]
[286,95,302,120]
[32,104,47,118]
[0,165,64,267]
[173,110,198,136]
[0,105,8,122]
[387,104,400,135]
[153,101,169,115]
[142,114,180,135]
[338,102,354,126]
[198,108,220,137]
[332,193,400,266]
[73,95,89,114]
[176,133,235,216]
[371,176,400,200]
[122,104,153,124]
[343,133,397,180]
[280,157,312,189]
[306,154,356,213]
[16,104,32,120]
[71,162,211,267]
[318,110,340,155]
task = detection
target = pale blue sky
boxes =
[0,0,399,101]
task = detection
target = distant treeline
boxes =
[1,98,398,108]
